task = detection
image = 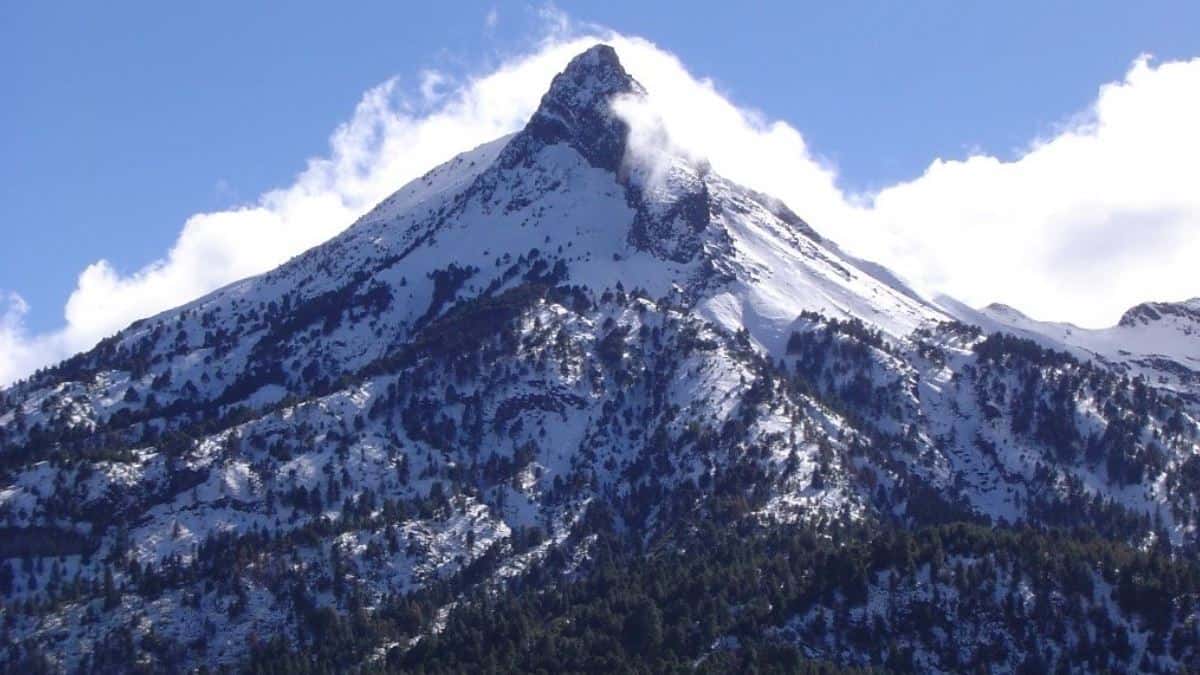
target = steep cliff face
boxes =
[1,45,1198,673]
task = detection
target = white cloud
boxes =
[418,70,448,105]
[860,55,1200,326]
[2,16,1198,385]
[0,293,40,384]
[608,46,1200,329]
[485,7,499,31]
[606,39,854,242]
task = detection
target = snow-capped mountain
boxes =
[940,295,1200,397]
[2,45,1198,673]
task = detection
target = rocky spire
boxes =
[500,44,646,173]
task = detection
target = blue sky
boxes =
[2,2,1199,381]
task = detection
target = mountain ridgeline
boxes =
[1,45,1199,674]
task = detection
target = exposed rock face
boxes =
[502,44,643,173]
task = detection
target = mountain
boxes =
[937,295,1200,398]
[2,45,1199,674]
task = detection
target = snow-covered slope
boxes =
[940,296,1200,397]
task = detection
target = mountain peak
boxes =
[501,44,645,172]
[1117,297,1200,328]
[982,302,1030,320]
[543,44,639,108]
